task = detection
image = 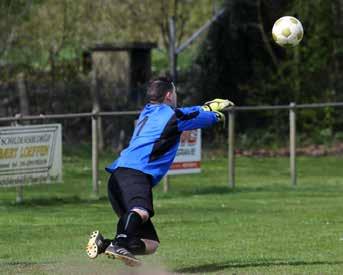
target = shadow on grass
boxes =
[0,261,55,266]
[3,184,342,207]
[187,185,288,195]
[0,195,108,207]
[157,183,343,199]
[157,185,294,199]
[174,259,343,273]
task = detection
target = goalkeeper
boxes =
[86,77,234,266]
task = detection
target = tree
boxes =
[0,0,33,62]
[188,0,341,138]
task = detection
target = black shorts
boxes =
[107,167,159,242]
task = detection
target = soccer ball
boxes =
[272,16,304,47]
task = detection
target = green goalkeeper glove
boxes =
[202,98,234,112]
[214,111,225,124]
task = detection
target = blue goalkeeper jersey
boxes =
[105,103,218,186]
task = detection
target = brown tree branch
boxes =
[256,0,278,68]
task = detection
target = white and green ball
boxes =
[272,16,304,48]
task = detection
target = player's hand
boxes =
[214,111,225,124]
[202,98,234,112]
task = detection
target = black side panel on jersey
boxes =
[175,109,199,120]
[149,109,200,162]
[149,114,181,162]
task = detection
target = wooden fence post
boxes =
[289,102,297,187]
[92,109,99,198]
[228,110,236,188]
[163,176,169,193]
[13,114,24,203]
[16,72,28,204]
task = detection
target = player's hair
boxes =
[147,77,175,103]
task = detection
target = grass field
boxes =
[1,147,343,274]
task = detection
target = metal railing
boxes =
[226,102,343,188]
[0,110,139,199]
[1,102,343,197]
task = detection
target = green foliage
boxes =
[237,130,288,150]
[0,0,215,69]
[240,0,335,106]
[188,0,343,139]
[334,131,343,142]
[152,45,199,75]
[1,0,342,146]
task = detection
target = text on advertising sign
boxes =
[0,124,62,187]
[168,129,201,175]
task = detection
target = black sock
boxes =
[115,214,125,236]
[114,211,143,247]
[99,239,112,253]
[128,238,146,255]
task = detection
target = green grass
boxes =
[1,147,343,274]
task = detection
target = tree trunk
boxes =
[17,72,29,117]
[332,0,343,99]
[48,47,57,112]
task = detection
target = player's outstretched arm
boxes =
[176,106,223,131]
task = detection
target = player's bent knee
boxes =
[131,207,149,222]
[141,239,159,255]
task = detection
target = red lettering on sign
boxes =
[180,130,197,145]
[170,161,200,170]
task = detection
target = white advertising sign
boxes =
[168,129,201,175]
[0,124,62,187]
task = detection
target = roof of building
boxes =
[89,42,157,52]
